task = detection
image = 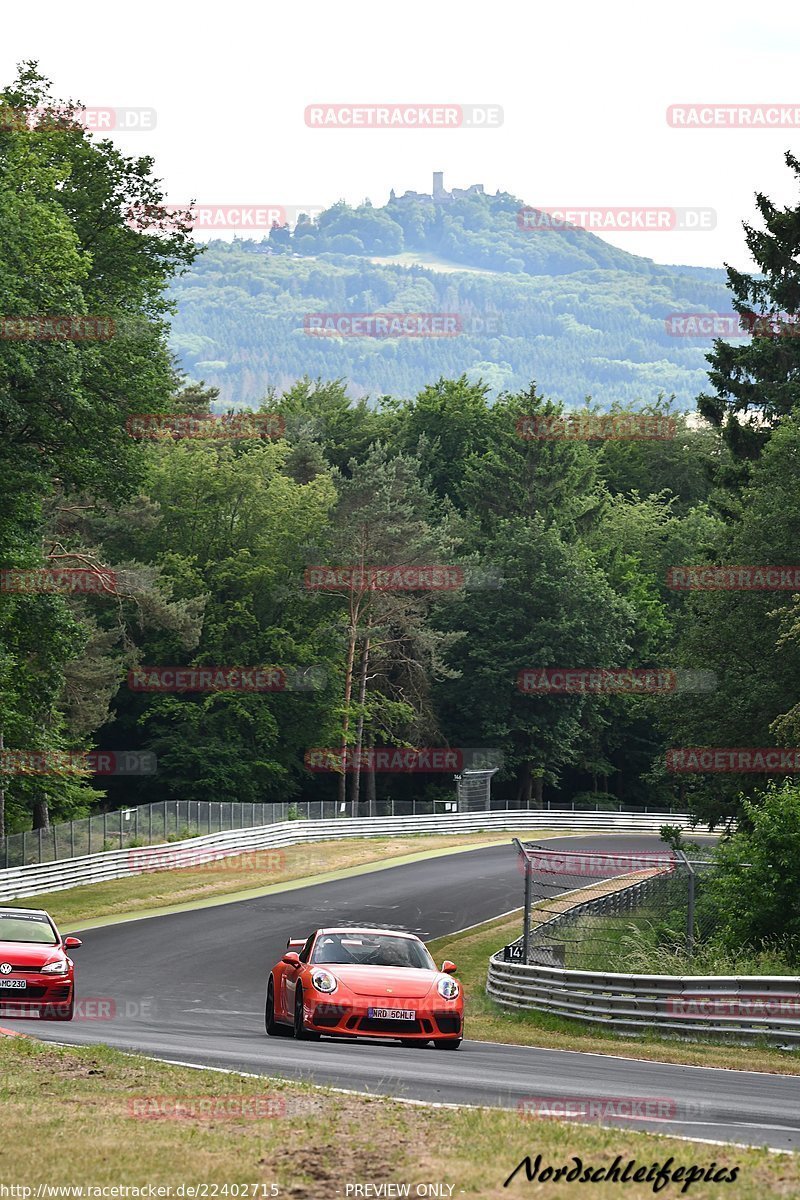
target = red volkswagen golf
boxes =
[265,927,463,1048]
[0,907,81,1020]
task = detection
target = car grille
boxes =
[358,1016,425,1034]
[0,985,47,998]
[0,965,46,974]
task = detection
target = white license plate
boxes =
[0,979,26,989]
[368,1007,415,1020]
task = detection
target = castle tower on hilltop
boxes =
[393,173,485,205]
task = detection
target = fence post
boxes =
[103,812,107,847]
[514,838,531,964]
[677,850,695,958]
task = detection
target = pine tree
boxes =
[698,151,800,471]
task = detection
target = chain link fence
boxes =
[1,795,692,871]
[0,801,336,868]
[506,840,717,970]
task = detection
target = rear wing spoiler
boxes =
[286,938,305,951]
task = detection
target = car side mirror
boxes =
[441,960,457,974]
[282,951,301,967]
[64,936,82,950]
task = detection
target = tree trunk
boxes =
[516,761,532,808]
[338,614,358,811]
[33,796,50,830]
[533,774,544,809]
[350,634,371,813]
[0,728,5,838]
[366,756,376,817]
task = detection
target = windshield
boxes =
[311,932,435,969]
[0,913,58,945]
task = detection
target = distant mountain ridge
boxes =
[168,175,732,406]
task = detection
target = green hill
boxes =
[168,186,733,406]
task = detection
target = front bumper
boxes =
[0,975,73,1014]
[306,998,462,1039]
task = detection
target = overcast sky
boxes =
[3,0,800,269]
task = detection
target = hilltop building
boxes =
[391,172,485,204]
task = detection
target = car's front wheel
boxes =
[433,1038,461,1050]
[265,978,291,1037]
[293,986,320,1041]
[42,999,74,1022]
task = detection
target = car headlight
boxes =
[310,968,337,994]
[437,976,459,1000]
[41,958,69,975]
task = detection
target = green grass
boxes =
[561,910,798,976]
[1,1036,797,1198]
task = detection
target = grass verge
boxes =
[1,1036,797,1198]
[6,830,572,929]
[429,913,800,1076]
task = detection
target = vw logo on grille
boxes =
[0,963,12,975]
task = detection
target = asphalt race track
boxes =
[5,833,800,1152]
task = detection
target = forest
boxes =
[2,66,800,837]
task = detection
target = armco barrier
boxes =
[0,809,698,902]
[486,849,800,1044]
[486,954,800,1044]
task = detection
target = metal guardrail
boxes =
[487,863,800,1044]
[0,797,691,868]
[0,809,698,902]
[486,955,800,1043]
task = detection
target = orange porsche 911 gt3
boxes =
[265,927,463,1048]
